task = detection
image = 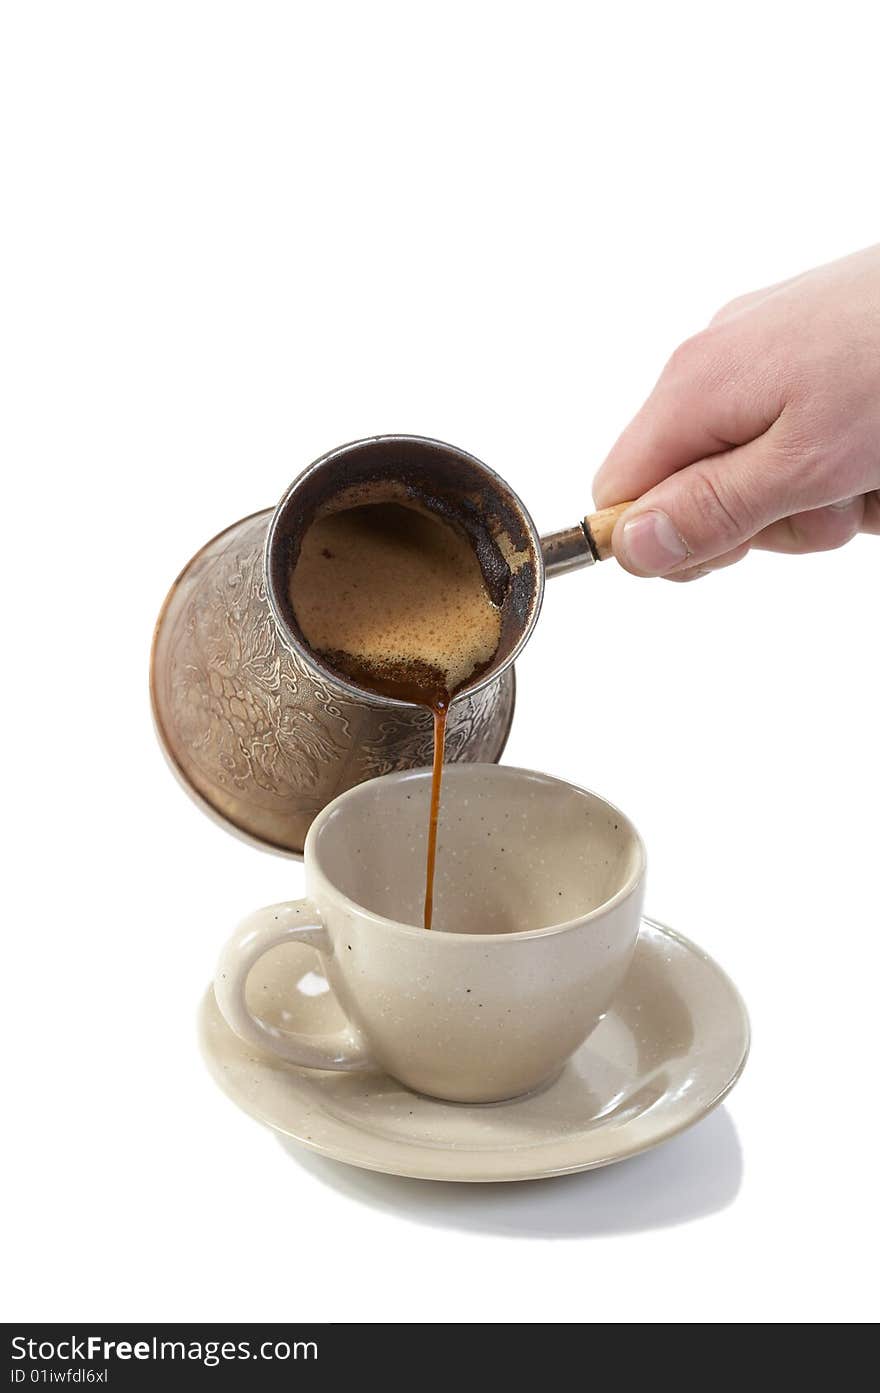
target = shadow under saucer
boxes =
[278,1105,743,1239]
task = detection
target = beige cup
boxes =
[213,766,646,1104]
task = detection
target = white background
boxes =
[3,1,878,1325]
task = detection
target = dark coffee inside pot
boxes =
[289,498,504,928]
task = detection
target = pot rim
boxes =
[263,433,545,711]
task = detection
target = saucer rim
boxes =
[199,916,750,1182]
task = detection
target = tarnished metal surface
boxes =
[151,510,516,856]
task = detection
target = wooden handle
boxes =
[584,502,635,561]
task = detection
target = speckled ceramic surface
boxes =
[200,917,749,1182]
[212,767,646,1102]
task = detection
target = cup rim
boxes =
[303,764,647,943]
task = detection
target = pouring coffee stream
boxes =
[288,497,505,926]
[151,434,635,879]
[285,462,629,930]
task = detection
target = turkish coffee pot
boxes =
[151,434,630,854]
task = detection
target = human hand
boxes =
[593,245,880,579]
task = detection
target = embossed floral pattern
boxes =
[153,512,515,851]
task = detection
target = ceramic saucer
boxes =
[198,916,749,1182]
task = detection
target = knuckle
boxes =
[777,430,822,476]
[663,326,739,396]
[772,419,836,499]
[709,294,748,325]
[664,331,712,379]
[683,464,756,547]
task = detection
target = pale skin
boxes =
[593,244,880,580]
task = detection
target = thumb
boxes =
[609,428,795,576]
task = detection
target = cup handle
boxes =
[213,900,373,1071]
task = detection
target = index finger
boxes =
[592,326,783,509]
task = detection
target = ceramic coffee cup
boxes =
[213,765,646,1104]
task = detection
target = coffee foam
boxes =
[289,502,502,700]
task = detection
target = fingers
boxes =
[627,492,874,582]
[751,497,865,553]
[608,429,794,576]
[862,490,880,535]
[664,543,751,582]
[593,326,784,511]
